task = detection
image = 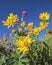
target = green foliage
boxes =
[0,33,52,65]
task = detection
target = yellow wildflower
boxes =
[39,12,50,21]
[32,27,41,35]
[2,13,19,28]
[40,21,49,30]
[0,40,3,43]
[20,21,25,28]
[27,22,33,31]
[16,35,35,54]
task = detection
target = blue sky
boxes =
[0,0,52,39]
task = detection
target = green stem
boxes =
[29,53,36,65]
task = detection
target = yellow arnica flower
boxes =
[2,13,19,28]
[40,21,49,30]
[20,21,25,28]
[39,12,50,21]
[32,27,41,35]
[0,40,3,43]
[27,22,33,31]
[16,35,35,54]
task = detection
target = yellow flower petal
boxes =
[20,21,25,28]
[27,22,33,31]
[32,27,41,35]
[40,21,49,30]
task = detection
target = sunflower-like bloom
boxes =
[32,27,41,35]
[40,21,49,30]
[16,35,35,54]
[27,22,33,31]
[39,12,50,21]
[20,21,25,28]
[2,13,19,28]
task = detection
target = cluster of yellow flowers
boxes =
[2,12,50,54]
[39,12,50,30]
[27,12,50,35]
[16,35,35,54]
[2,13,19,28]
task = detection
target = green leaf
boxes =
[18,61,24,65]
[19,54,26,59]
[21,58,30,63]
[26,63,30,65]
[13,62,18,65]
